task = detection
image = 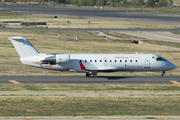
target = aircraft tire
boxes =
[161,71,165,77]
[90,73,94,78]
[86,73,90,77]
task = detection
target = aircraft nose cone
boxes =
[166,62,177,70]
[172,64,177,69]
[169,63,177,70]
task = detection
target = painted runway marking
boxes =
[9,80,21,84]
[170,81,180,84]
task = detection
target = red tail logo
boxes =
[79,60,86,70]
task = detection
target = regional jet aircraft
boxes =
[9,36,177,78]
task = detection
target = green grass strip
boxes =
[171,30,180,35]
[0,95,180,116]
[144,40,180,48]
[1,84,180,93]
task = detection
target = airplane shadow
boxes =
[95,76,132,80]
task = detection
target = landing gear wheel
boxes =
[90,73,94,78]
[86,73,90,77]
[161,71,165,77]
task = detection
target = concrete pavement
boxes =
[0,76,180,84]
[117,31,180,43]
[1,5,180,25]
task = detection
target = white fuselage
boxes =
[20,53,177,73]
[8,36,177,77]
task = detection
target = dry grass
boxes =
[104,31,142,39]
[1,84,180,93]
[0,95,180,116]
[103,6,180,14]
[0,30,179,76]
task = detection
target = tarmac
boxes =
[0,5,180,25]
[0,76,180,84]
[117,31,180,43]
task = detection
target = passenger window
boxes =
[100,60,102,62]
[115,60,116,62]
[125,60,127,62]
[90,60,92,62]
[95,60,97,62]
[85,60,87,62]
[105,60,107,62]
[136,60,137,62]
[110,60,112,62]
[130,60,132,62]
[120,60,122,62]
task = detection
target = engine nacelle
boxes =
[56,54,70,64]
[44,54,70,64]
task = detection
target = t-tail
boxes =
[8,36,39,58]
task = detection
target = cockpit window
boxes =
[156,57,166,61]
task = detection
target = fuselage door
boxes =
[104,57,108,65]
[145,58,150,68]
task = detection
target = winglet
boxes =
[79,60,86,70]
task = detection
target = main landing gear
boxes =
[86,72,97,78]
[161,71,166,77]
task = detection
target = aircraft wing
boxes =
[79,60,116,72]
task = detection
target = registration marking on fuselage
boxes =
[170,81,180,84]
[9,80,21,84]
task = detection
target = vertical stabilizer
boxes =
[8,36,39,58]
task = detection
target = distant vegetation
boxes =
[2,0,174,7]
[171,30,180,34]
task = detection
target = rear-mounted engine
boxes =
[40,54,70,65]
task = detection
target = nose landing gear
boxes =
[161,71,165,77]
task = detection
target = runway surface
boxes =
[0,5,180,25]
[0,76,180,84]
